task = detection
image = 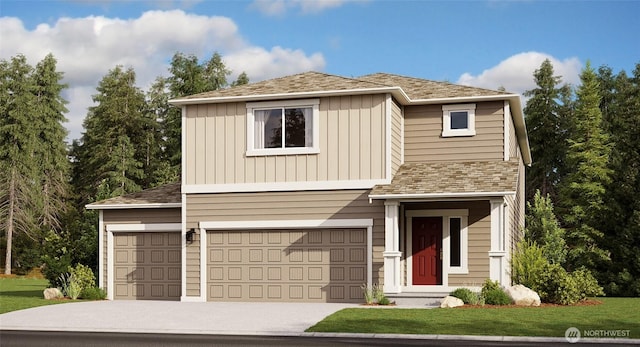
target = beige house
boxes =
[87,72,531,303]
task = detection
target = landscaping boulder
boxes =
[43,288,62,300]
[440,295,464,308]
[506,284,540,306]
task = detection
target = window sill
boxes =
[441,130,476,137]
[246,147,320,157]
[448,268,469,275]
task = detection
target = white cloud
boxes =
[0,10,325,141]
[250,0,351,16]
[457,52,582,95]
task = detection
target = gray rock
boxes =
[506,284,541,306]
[43,287,63,300]
[440,295,464,308]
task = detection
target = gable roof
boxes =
[85,182,181,209]
[369,160,520,199]
[169,71,530,165]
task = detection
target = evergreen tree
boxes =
[32,53,70,230]
[525,190,567,265]
[559,61,612,271]
[599,63,640,296]
[144,76,177,187]
[232,71,250,87]
[73,66,147,201]
[0,55,39,274]
[523,59,571,203]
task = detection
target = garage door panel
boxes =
[207,229,366,303]
[113,232,181,301]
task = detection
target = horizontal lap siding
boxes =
[102,208,182,292]
[186,190,385,285]
[404,101,504,163]
[184,95,387,185]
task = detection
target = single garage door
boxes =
[113,232,181,300]
[207,228,366,303]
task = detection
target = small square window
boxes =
[442,104,476,137]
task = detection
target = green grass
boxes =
[307,298,640,338]
[0,277,68,314]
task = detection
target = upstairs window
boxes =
[247,99,319,156]
[442,104,476,137]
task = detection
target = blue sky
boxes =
[1,0,639,140]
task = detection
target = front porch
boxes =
[368,161,522,299]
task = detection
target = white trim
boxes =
[489,198,507,285]
[442,103,476,137]
[199,227,207,302]
[504,100,511,161]
[98,210,104,289]
[107,229,114,300]
[180,193,190,301]
[106,223,181,301]
[369,191,516,200]
[405,209,471,288]
[106,223,181,232]
[86,203,181,210]
[400,104,405,165]
[199,218,374,300]
[184,179,389,194]
[246,98,320,156]
[181,105,187,187]
[200,218,373,230]
[383,200,401,293]
[385,94,392,180]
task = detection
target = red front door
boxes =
[412,217,442,285]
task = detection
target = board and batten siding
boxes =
[186,190,386,286]
[101,208,182,296]
[390,98,403,175]
[184,94,388,186]
[404,101,505,163]
[403,201,491,286]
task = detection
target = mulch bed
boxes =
[457,298,602,309]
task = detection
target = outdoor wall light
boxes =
[186,229,196,243]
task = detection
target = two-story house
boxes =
[87,72,531,304]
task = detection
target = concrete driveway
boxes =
[0,301,356,335]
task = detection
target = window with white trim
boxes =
[446,215,468,274]
[246,99,320,156]
[442,104,476,137]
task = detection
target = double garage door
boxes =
[113,232,181,300]
[207,228,367,303]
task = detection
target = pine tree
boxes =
[523,59,571,203]
[32,53,70,230]
[232,72,250,87]
[0,55,39,274]
[73,66,147,201]
[560,61,612,271]
[598,63,640,296]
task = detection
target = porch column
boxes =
[383,200,402,293]
[489,198,507,285]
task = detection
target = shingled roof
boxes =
[170,71,512,103]
[369,160,519,199]
[86,182,181,209]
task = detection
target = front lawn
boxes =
[0,277,66,314]
[307,298,640,338]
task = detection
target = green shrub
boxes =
[510,239,548,293]
[80,287,107,300]
[68,263,95,292]
[539,264,605,305]
[372,284,386,304]
[42,252,72,288]
[483,288,512,305]
[450,288,481,305]
[572,268,605,300]
[377,296,391,305]
[58,273,82,300]
[481,279,500,297]
[361,284,374,304]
